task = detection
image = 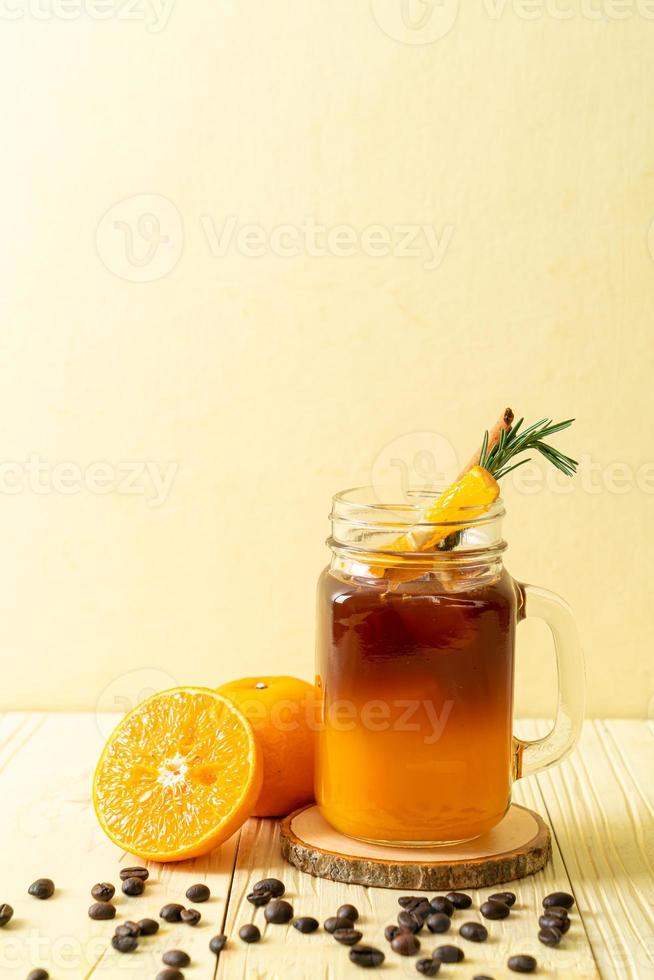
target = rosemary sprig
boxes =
[478,417,577,480]
[437,415,577,551]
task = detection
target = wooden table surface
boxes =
[0,715,651,979]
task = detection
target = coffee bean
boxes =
[180,908,201,926]
[398,895,423,908]
[416,959,441,976]
[162,950,191,967]
[426,912,450,934]
[429,896,454,917]
[391,931,420,955]
[325,915,355,933]
[543,891,574,910]
[156,971,183,980]
[538,926,562,946]
[28,879,54,900]
[111,934,138,953]
[27,972,49,980]
[0,904,13,927]
[115,921,141,937]
[489,891,516,907]
[239,923,261,943]
[398,910,423,934]
[265,899,293,924]
[209,934,227,954]
[384,924,402,942]
[508,954,537,973]
[433,944,464,963]
[338,903,359,922]
[334,928,364,946]
[121,877,145,897]
[160,903,185,922]
[293,916,319,934]
[398,898,430,922]
[459,921,488,942]
[253,877,285,897]
[88,902,116,920]
[119,867,149,882]
[138,918,160,935]
[349,945,385,968]
[539,912,569,931]
[446,891,472,910]
[543,905,571,919]
[91,883,115,902]
[480,899,510,920]
[185,882,210,903]
[247,890,272,907]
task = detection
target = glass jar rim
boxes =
[328,485,506,567]
[331,485,505,529]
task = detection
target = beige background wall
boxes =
[1,1,652,716]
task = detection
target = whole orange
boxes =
[217,676,317,817]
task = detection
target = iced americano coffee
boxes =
[315,413,584,845]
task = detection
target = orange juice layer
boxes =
[315,568,517,844]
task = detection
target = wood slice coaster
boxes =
[280,803,551,890]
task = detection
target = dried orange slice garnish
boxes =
[370,465,500,576]
[93,687,262,862]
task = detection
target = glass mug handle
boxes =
[513,583,585,779]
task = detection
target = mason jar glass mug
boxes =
[315,487,585,846]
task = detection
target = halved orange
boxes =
[93,687,262,862]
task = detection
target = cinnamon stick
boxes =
[457,407,514,479]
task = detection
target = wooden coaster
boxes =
[280,803,551,890]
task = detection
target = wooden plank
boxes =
[92,839,240,978]
[0,713,239,978]
[534,718,654,980]
[2,713,649,978]
[0,713,45,773]
[224,726,598,980]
